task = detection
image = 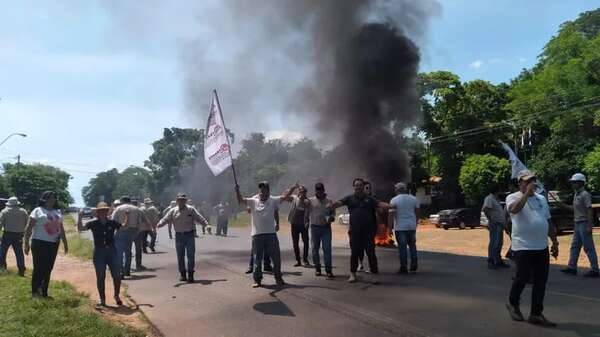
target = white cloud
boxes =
[488,57,503,64]
[469,60,483,69]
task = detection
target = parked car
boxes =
[429,213,440,226]
[438,208,481,230]
[338,213,349,226]
[81,207,93,219]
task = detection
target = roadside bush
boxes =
[459,154,511,205]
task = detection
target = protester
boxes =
[330,178,390,284]
[388,183,420,274]
[356,181,375,272]
[236,181,294,287]
[306,183,335,279]
[112,196,148,278]
[505,170,558,327]
[193,199,210,236]
[282,184,311,267]
[158,193,210,282]
[560,173,599,278]
[214,201,231,236]
[483,184,510,269]
[141,198,160,253]
[24,191,69,298]
[77,202,123,307]
[0,197,29,276]
[163,200,176,239]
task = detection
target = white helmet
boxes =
[569,173,586,183]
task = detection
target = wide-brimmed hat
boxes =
[6,196,21,207]
[517,170,537,182]
[176,193,188,200]
[144,198,153,204]
[94,202,111,211]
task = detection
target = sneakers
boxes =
[252,282,262,288]
[505,303,524,322]
[348,273,357,283]
[187,272,195,283]
[303,261,311,268]
[96,300,107,308]
[315,270,323,277]
[326,272,334,280]
[560,268,577,276]
[179,272,187,282]
[528,314,557,327]
[245,268,253,274]
[583,270,600,278]
[275,278,286,286]
[137,265,147,271]
[293,261,302,267]
[357,264,364,272]
[410,265,418,273]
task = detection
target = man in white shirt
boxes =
[235,181,295,288]
[389,183,420,274]
[505,170,558,328]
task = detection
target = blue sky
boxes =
[0,1,597,205]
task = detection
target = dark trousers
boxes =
[350,225,378,273]
[93,246,121,301]
[0,231,25,272]
[249,241,271,269]
[291,224,309,263]
[252,233,282,283]
[357,225,376,264]
[134,231,144,267]
[509,248,549,316]
[395,230,417,269]
[175,231,196,273]
[31,239,59,296]
[217,218,229,236]
[488,222,504,265]
[142,230,157,250]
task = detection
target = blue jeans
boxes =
[93,245,120,300]
[311,225,332,273]
[175,231,196,273]
[568,221,599,272]
[0,231,25,272]
[395,230,417,269]
[252,233,282,283]
[488,222,504,265]
[115,229,135,276]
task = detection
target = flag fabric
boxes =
[499,141,528,179]
[204,91,233,176]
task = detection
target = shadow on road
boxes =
[173,279,228,287]
[127,274,157,281]
[556,322,600,337]
[253,300,295,316]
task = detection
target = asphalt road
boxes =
[123,226,600,337]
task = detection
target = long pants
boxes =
[350,225,378,273]
[175,231,196,273]
[291,224,309,263]
[252,233,282,283]
[93,246,121,301]
[249,242,271,269]
[0,231,25,272]
[115,229,135,276]
[311,225,332,273]
[509,248,549,316]
[488,222,504,265]
[142,230,157,250]
[31,239,59,296]
[357,225,377,265]
[395,230,417,269]
[216,218,228,236]
[568,220,599,272]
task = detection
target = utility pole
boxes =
[16,155,20,164]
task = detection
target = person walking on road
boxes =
[214,201,231,236]
[306,183,335,279]
[505,170,559,327]
[77,202,123,307]
[560,173,599,278]
[158,193,210,283]
[236,181,294,288]
[483,184,510,269]
[0,197,29,276]
[196,200,212,236]
[389,183,420,274]
[283,184,311,267]
[141,198,160,253]
[163,201,176,239]
[112,196,148,278]
[24,191,69,298]
[330,178,390,284]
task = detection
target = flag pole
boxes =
[212,89,239,186]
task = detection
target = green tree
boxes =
[459,154,511,205]
[2,163,73,211]
[113,166,152,201]
[81,168,119,206]
[0,174,11,198]
[583,144,600,191]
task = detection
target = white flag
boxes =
[499,141,527,179]
[204,91,233,176]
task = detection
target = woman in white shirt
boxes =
[24,191,69,298]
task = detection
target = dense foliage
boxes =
[459,154,511,205]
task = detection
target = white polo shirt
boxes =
[506,192,551,251]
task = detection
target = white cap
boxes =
[569,173,586,183]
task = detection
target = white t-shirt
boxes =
[246,196,282,236]
[30,207,63,243]
[390,194,419,231]
[506,192,551,251]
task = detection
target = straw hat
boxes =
[6,196,21,207]
[94,202,111,211]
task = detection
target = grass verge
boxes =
[63,215,94,260]
[0,271,144,337]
